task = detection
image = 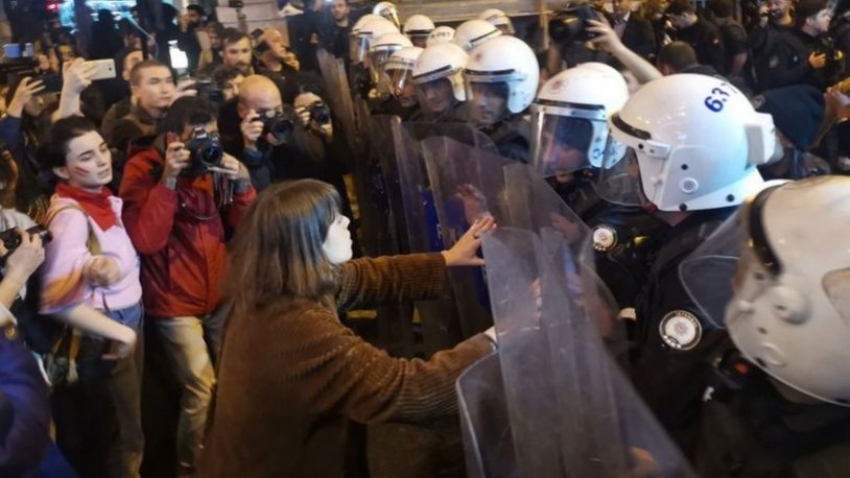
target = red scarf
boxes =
[55,184,118,231]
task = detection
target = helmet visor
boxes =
[679,212,749,328]
[530,103,608,177]
[368,47,398,78]
[595,113,670,209]
[385,66,414,94]
[349,35,370,64]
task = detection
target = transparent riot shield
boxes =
[422,136,622,346]
[389,123,497,352]
[420,136,510,339]
[458,226,696,478]
[316,49,357,158]
[679,212,746,327]
[359,114,417,357]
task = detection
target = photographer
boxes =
[218,74,309,191]
[38,116,141,476]
[293,91,355,227]
[119,96,255,476]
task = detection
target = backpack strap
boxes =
[43,204,101,256]
[41,203,104,385]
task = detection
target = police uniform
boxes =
[480,115,532,163]
[695,340,850,477]
[548,170,670,311]
[750,25,844,91]
[629,206,736,456]
[672,18,726,74]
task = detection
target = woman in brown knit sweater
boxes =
[195,179,497,477]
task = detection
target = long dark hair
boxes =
[224,179,342,313]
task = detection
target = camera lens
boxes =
[311,104,331,124]
[267,116,293,143]
[201,145,223,166]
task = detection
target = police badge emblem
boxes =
[592,225,617,252]
[659,310,702,350]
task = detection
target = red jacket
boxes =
[119,146,256,319]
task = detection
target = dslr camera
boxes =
[185,126,224,175]
[254,109,294,145]
[0,226,52,264]
[549,2,600,44]
[193,77,225,107]
[309,102,331,124]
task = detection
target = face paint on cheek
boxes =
[73,166,91,176]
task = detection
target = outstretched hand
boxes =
[441,215,497,267]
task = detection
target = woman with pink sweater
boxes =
[38,116,144,478]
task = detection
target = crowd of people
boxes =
[0,0,848,477]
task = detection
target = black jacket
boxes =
[620,13,658,59]
[630,207,737,457]
[673,18,726,74]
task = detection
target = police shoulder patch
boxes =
[659,310,702,351]
[592,225,617,252]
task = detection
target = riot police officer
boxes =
[530,62,670,312]
[683,176,850,476]
[464,35,539,162]
[375,46,423,120]
[598,73,776,456]
[410,43,469,123]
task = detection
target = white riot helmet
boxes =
[368,32,412,77]
[349,16,399,65]
[412,42,468,102]
[464,35,539,123]
[372,1,400,29]
[384,46,423,106]
[403,14,435,47]
[722,176,850,406]
[452,19,502,52]
[600,74,775,212]
[426,26,455,46]
[531,63,629,177]
[479,8,515,35]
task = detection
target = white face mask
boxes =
[322,214,353,265]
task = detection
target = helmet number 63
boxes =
[704,87,731,112]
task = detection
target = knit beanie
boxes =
[752,85,825,150]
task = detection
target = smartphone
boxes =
[35,74,63,93]
[84,59,116,81]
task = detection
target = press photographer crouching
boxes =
[218,74,312,191]
[119,96,255,475]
